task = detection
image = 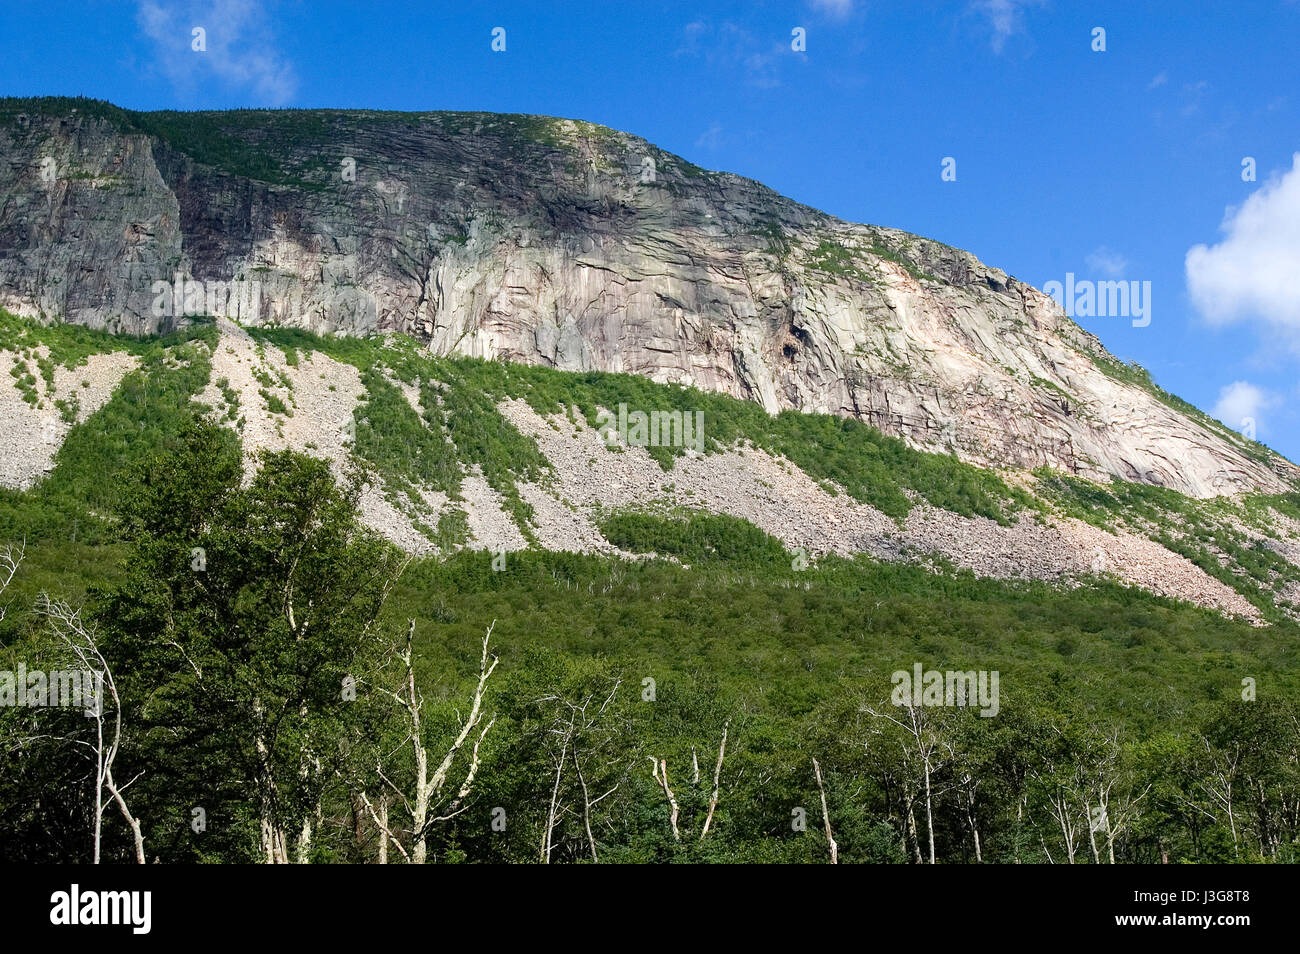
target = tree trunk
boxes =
[905,795,923,864]
[1086,800,1101,865]
[923,759,936,864]
[573,742,598,863]
[651,757,681,841]
[700,721,728,840]
[965,794,982,863]
[541,728,571,862]
[813,758,838,864]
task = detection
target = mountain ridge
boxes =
[1,96,1293,501]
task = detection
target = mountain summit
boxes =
[0,97,1291,499]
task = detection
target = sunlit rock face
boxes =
[0,100,1291,497]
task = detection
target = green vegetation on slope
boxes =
[598,508,793,570]
[0,96,700,194]
[251,325,1029,524]
[805,236,938,285]
[1,312,1292,624]
[0,309,145,372]
[1035,470,1300,621]
[0,312,221,544]
[354,368,460,502]
[3,444,1298,864]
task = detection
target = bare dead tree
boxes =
[537,679,627,863]
[0,539,22,625]
[1197,734,1242,858]
[862,701,951,864]
[650,719,731,842]
[951,751,983,863]
[1029,743,1083,865]
[1044,788,1082,864]
[363,619,498,863]
[37,594,146,864]
[1087,728,1150,864]
[1030,722,1108,866]
[541,710,574,863]
[572,738,598,862]
[1033,724,1150,866]
[941,727,987,864]
[1097,778,1150,864]
[813,757,838,864]
[569,684,625,863]
[357,790,408,862]
[650,757,681,841]
[699,719,729,840]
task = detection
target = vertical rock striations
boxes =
[0,98,1292,497]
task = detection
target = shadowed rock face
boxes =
[0,98,1292,497]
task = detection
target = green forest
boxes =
[2,419,1297,863]
[0,314,1297,864]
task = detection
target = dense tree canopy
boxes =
[1,423,1298,863]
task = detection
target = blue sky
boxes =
[2,0,1298,459]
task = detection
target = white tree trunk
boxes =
[700,721,728,840]
[813,758,838,864]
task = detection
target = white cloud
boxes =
[1085,246,1128,278]
[1146,71,1168,90]
[969,0,1043,53]
[809,0,855,18]
[1179,80,1209,117]
[1186,153,1300,338]
[1211,380,1279,433]
[675,21,784,88]
[136,0,298,105]
[694,123,725,151]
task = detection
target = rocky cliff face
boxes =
[0,97,1292,497]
